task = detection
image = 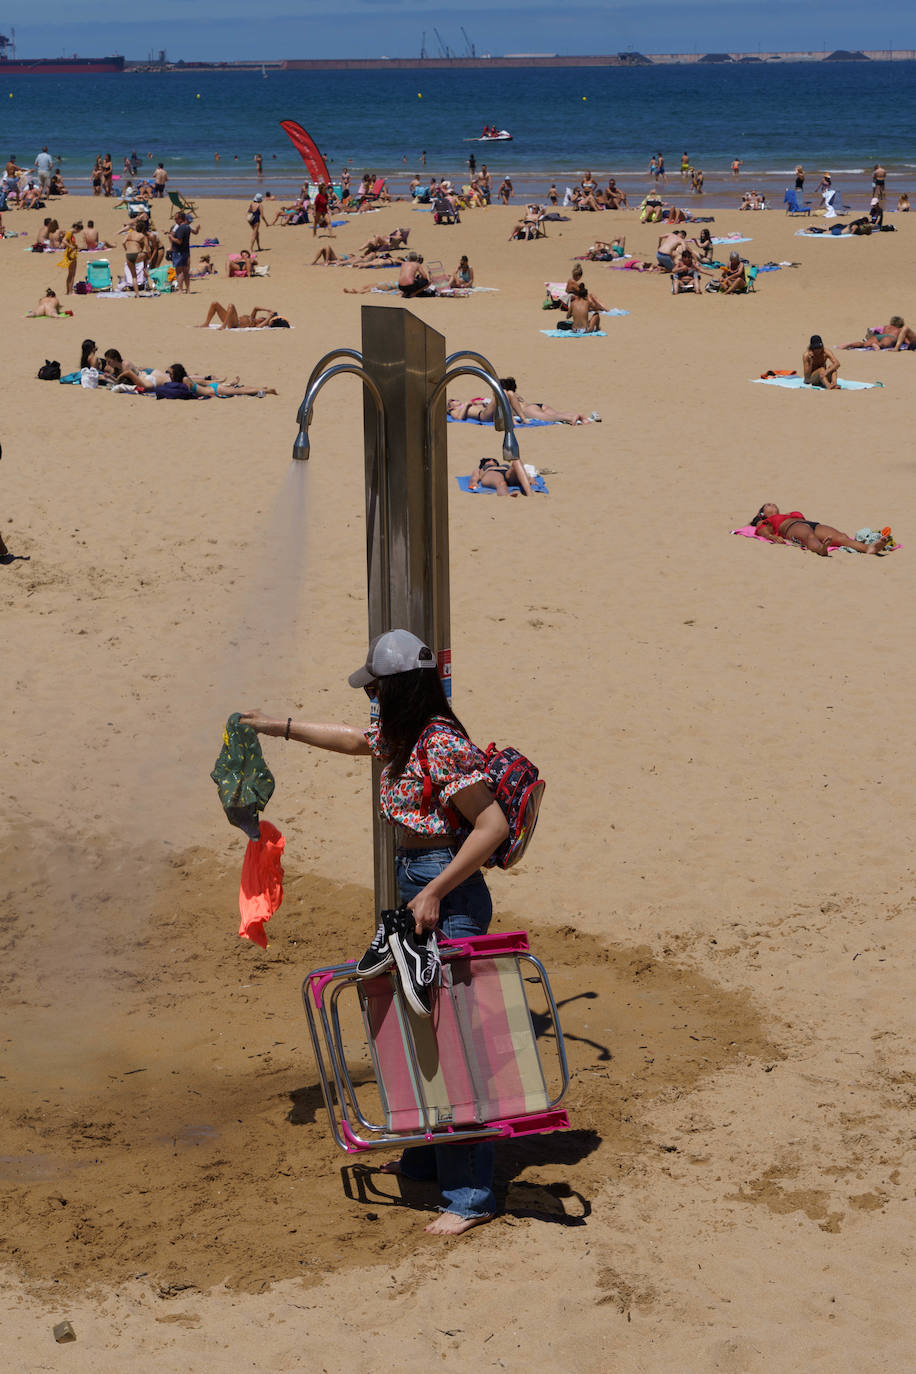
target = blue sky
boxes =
[3,5,915,62]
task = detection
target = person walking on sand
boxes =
[247,193,264,251]
[240,628,510,1236]
[803,334,840,389]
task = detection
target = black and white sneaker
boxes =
[389,914,441,1018]
[355,909,398,978]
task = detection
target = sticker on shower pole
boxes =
[438,648,452,698]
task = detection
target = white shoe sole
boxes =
[389,930,433,1017]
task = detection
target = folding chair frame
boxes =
[303,930,570,1153]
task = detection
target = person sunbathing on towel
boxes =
[750,504,890,556]
[467,456,533,496]
[566,283,601,333]
[803,335,840,388]
[585,238,626,261]
[197,302,290,329]
[27,287,69,317]
[841,316,916,351]
[356,228,409,257]
[449,379,599,426]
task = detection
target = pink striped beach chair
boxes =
[303,930,569,1152]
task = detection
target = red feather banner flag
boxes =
[280,120,331,186]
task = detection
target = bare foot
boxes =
[425,1211,494,1236]
[378,1159,404,1176]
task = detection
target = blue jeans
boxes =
[394,848,496,1218]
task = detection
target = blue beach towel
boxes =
[447,415,557,427]
[712,235,752,244]
[794,229,856,238]
[752,377,884,391]
[540,329,607,338]
[600,308,630,316]
[456,474,549,495]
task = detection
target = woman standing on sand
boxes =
[59,230,78,295]
[241,629,509,1235]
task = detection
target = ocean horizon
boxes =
[3,62,913,205]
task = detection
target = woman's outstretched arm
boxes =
[240,710,371,755]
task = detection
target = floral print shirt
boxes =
[364,718,489,836]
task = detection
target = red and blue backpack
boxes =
[416,724,546,870]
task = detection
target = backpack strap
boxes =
[415,722,465,831]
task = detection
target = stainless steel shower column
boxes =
[360,306,449,909]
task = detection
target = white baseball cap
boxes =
[348,630,437,687]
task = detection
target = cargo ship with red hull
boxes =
[0,33,124,72]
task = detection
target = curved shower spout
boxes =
[445,348,500,379]
[426,364,520,462]
[292,361,391,626]
[304,347,363,407]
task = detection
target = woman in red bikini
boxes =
[751,504,890,556]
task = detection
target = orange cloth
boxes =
[238,820,285,948]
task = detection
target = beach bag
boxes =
[37,359,61,380]
[416,727,546,871]
[246,210,257,224]
[210,712,275,842]
[74,281,91,295]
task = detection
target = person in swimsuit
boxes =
[398,254,432,297]
[468,456,533,496]
[196,302,290,330]
[840,317,916,351]
[564,263,605,312]
[751,504,890,557]
[121,223,149,296]
[448,255,474,289]
[27,287,69,318]
[241,629,509,1235]
[566,283,601,332]
[803,335,840,388]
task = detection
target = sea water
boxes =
[2,62,914,202]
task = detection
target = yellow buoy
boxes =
[196,93,201,99]
[417,92,422,98]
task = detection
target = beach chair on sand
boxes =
[86,259,112,290]
[784,187,811,216]
[302,930,570,1153]
[168,190,199,218]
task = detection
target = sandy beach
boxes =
[1,190,914,1372]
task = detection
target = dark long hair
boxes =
[376,669,468,780]
[80,338,97,368]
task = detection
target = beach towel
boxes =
[752,376,883,391]
[540,328,606,338]
[238,819,285,949]
[712,235,752,244]
[200,237,220,246]
[456,473,549,495]
[206,321,295,329]
[601,308,630,316]
[447,415,557,427]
